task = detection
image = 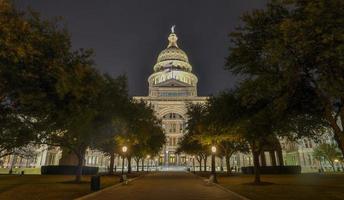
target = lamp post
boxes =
[121,146,127,175]
[211,145,218,183]
[334,159,339,171]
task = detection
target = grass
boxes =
[215,173,344,200]
[0,168,41,174]
[0,172,144,200]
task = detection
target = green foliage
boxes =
[226,0,344,154]
[0,0,165,181]
[120,101,165,158]
[313,143,342,171]
[0,0,72,156]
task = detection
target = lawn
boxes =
[0,172,142,200]
[0,168,41,174]
[217,173,344,200]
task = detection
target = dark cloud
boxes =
[14,0,267,96]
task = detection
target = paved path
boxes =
[78,172,245,200]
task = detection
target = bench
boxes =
[120,174,128,184]
[204,174,216,185]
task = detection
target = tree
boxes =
[1,0,160,183]
[42,55,106,182]
[313,143,342,171]
[115,100,165,173]
[91,75,129,174]
[218,139,249,174]
[207,93,250,174]
[0,114,36,159]
[177,134,207,172]
[226,0,344,155]
[131,122,165,172]
[0,0,72,156]
[205,90,314,183]
[184,103,211,172]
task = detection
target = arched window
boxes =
[163,113,183,120]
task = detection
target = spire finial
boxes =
[171,25,176,33]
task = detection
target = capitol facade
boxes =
[133,27,207,166]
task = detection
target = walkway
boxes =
[78,172,246,200]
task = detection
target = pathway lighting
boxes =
[121,146,127,175]
[211,145,218,183]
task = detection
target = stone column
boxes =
[277,148,284,166]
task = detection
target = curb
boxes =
[74,173,148,200]
[212,181,251,200]
[190,172,250,200]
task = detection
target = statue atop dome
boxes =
[168,26,178,48]
[171,25,176,33]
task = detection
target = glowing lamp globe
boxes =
[211,146,217,153]
[122,146,128,153]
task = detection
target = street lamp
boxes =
[211,145,218,183]
[211,146,216,153]
[121,146,127,175]
[334,159,340,172]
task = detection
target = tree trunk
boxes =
[203,156,207,172]
[321,94,344,156]
[260,151,266,166]
[276,146,284,166]
[109,152,115,174]
[220,156,224,171]
[253,151,261,184]
[211,154,215,174]
[141,159,144,171]
[197,157,202,172]
[225,154,231,174]
[75,153,85,183]
[329,161,336,172]
[331,126,344,156]
[135,158,140,172]
[127,156,132,173]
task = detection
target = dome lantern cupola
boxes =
[154,26,192,72]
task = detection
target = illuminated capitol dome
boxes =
[148,26,198,97]
[134,26,207,166]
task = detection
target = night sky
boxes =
[14,0,267,96]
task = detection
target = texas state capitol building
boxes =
[0,27,339,173]
[133,27,207,166]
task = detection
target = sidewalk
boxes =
[76,172,247,200]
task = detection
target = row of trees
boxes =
[0,0,165,182]
[178,0,343,184]
[177,103,249,174]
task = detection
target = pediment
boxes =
[154,78,191,87]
